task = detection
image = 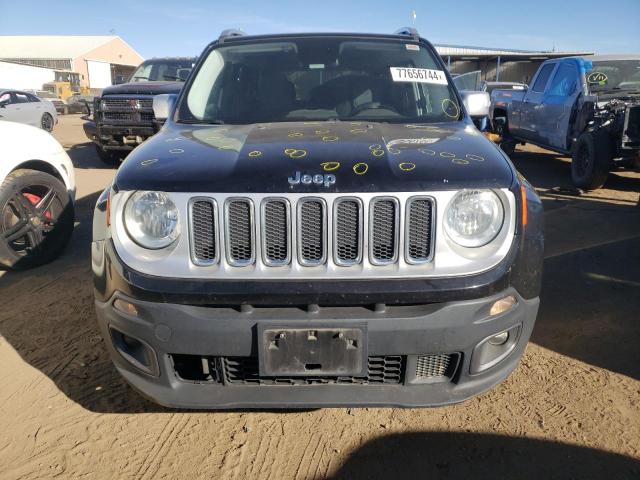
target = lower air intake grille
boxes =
[298,200,325,265]
[415,353,459,379]
[222,355,405,385]
[370,199,398,264]
[406,198,434,263]
[190,200,217,264]
[335,199,362,265]
[226,200,253,265]
[262,200,289,265]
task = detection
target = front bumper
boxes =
[94,258,539,408]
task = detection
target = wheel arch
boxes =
[10,160,67,187]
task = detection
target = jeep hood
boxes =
[114,121,514,193]
[101,81,183,96]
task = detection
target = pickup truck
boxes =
[490,55,640,189]
[83,57,196,165]
[92,28,543,409]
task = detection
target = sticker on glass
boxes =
[390,67,447,85]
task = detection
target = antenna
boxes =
[411,10,417,26]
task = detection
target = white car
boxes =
[0,89,58,132]
[0,121,75,269]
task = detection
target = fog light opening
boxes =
[109,327,159,376]
[470,324,522,374]
[489,295,517,317]
[113,298,139,317]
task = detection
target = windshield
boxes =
[179,37,461,125]
[585,60,640,93]
[130,59,195,82]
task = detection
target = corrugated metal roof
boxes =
[0,35,118,60]
[434,43,593,58]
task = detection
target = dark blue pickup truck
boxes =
[490,55,640,189]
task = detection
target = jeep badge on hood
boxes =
[288,171,336,188]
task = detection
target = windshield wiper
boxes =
[162,75,182,81]
[132,75,150,81]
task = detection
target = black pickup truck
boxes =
[83,57,196,165]
[92,28,543,409]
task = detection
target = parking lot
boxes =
[0,114,638,478]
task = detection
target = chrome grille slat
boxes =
[261,199,290,266]
[225,199,254,266]
[189,199,217,265]
[405,197,434,264]
[297,199,327,266]
[369,198,399,265]
[334,198,362,266]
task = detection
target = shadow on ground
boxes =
[0,145,638,414]
[329,432,640,479]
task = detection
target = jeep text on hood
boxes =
[92,29,543,409]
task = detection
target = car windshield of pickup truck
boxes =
[585,59,640,94]
[130,59,195,82]
[180,37,461,124]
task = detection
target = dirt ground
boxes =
[0,115,639,479]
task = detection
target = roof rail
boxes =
[219,29,246,42]
[394,27,420,39]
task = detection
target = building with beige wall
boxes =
[0,35,144,93]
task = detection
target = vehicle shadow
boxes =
[66,141,115,170]
[329,432,640,479]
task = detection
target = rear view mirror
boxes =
[460,90,491,118]
[153,94,177,122]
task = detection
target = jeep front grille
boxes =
[334,198,363,265]
[225,199,254,266]
[406,197,434,264]
[262,199,290,265]
[370,198,399,264]
[188,195,435,270]
[190,199,217,265]
[298,199,326,266]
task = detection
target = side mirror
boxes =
[460,90,491,118]
[153,94,177,122]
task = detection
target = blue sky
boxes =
[1,0,638,59]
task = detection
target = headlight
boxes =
[124,191,179,249]
[444,190,504,247]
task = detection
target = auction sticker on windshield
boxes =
[390,67,448,85]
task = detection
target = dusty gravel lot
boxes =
[0,115,639,479]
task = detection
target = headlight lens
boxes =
[444,190,504,247]
[124,191,179,249]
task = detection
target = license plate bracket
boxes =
[258,324,367,377]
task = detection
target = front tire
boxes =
[0,169,74,270]
[571,131,611,190]
[41,113,54,132]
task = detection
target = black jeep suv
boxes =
[92,29,544,409]
[84,57,196,165]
